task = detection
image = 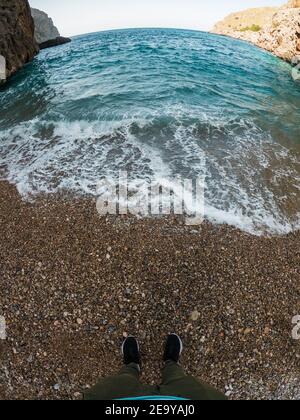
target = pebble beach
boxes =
[0,180,300,400]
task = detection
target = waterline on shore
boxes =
[0,116,299,236]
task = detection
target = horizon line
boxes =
[70,26,213,38]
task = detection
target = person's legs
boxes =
[85,334,227,400]
[159,361,227,401]
[159,334,227,401]
[85,336,152,400]
[84,363,145,400]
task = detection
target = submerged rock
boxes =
[291,55,300,66]
[0,0,39,81]
[292,64,300,81]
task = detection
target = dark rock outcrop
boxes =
[0,0,39,81]
[31,8,71,50]
[39,36,71,50]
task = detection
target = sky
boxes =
[29,0,284,37]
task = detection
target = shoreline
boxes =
[2,180,298,239]
[211,31,298,66]
[210,31,292,64]
[0,180,300,400]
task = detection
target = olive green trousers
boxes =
[84,361,227,400]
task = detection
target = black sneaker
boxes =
[163,334,183,363]
[121,336,141,366]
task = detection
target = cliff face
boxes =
[0,0,39,81]
[213,7,278,34]
[288,0,300,7]
[213,2,300,63]
[31,8,60,45]
[259,7,300,62]
[31,8,71,50]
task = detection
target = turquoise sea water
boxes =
[0,28,299,234]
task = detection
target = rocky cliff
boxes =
[0,0,38,81]
[213,2,300,63]
[31,8,60,44]
[31,8,71,50]
[213,7,278,34]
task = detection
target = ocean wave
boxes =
[0,113,299,235]
[0,29,299,235]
